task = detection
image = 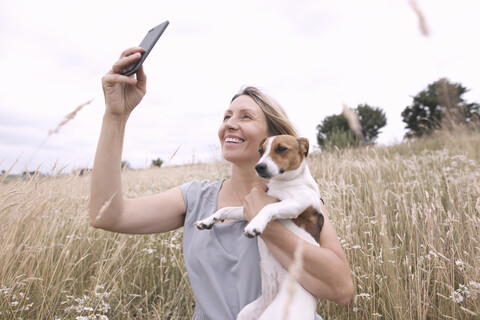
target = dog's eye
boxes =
[276,146,288,153]
[258,148,264,155]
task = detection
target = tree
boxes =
[151,158,163,168]
[316,104,387,149]
[316,114,351,148]
[401,78,480,138]
[356,104,387,144]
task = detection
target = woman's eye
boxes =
[223,115,231,121]
[243,114,252,119]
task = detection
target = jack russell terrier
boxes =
[195,135,324,320]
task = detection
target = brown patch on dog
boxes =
[267,135,309,173]
[292,206,324,243]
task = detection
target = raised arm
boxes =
[89,47,185,234]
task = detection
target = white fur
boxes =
[194,136,322,320]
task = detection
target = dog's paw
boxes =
[243,227,262,238]
[243,216,269,238]
[194,221,213,230]
[194,216,225,230]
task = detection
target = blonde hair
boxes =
[231,86,298,137]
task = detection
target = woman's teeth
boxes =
[225,137,245,144]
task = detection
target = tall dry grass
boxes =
[311,128,480,319]
[1,130,479,319]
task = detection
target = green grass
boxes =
[1,130,479,319]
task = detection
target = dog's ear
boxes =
[259,137,268,148]
[298,137,309,157]
[258,137,268,156]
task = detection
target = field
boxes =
[1,129,479,319]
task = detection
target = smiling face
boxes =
[218,95,270,166]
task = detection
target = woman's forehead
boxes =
[227,95,262,113]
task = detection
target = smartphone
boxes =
[121,20,169,76]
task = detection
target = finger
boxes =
[111,52,142,74]
[253,180,269,192]
[136,65,147,83]
[102,73,137,86]
[119,47,145,59]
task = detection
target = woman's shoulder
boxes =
[180,179,224,223]
[179,179,223,194]
[179,179,223,205]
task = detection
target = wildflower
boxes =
[11,301,19,307]
[469,281,480,289]
[455,259,465,271]
[357,293,371,299]
[24,302,34,310]
[450,290,464,303]
[99,315,109,320]
[458,284,471,298]
[373,312,383,317]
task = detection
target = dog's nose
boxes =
[255,163,267,174]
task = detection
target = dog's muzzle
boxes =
[255,163,270,178]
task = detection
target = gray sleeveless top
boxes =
[180,180,324,320]
[180,180,262,320]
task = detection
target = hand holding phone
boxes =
[121,20,169,76]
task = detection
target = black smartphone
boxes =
[121,20,169,76]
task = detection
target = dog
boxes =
[194,135,324,320]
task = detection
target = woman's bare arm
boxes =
[244,187,354,305]
[89,47,186,234]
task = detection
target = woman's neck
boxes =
[230,163,264,198]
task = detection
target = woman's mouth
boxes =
[225,137,245,144]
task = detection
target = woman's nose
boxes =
[225,116,239,130]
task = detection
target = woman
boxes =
[90,47,354,319]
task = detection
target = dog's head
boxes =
[255,135,309,179]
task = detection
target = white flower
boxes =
[11,301,19,307]
[99,315,109,320]
[357,293,371,299]
[450,290,464,303]
[469,281,480,289]
[458,284,471,298]
[455,259,465,271]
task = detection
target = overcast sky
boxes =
[1,0,479,174]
